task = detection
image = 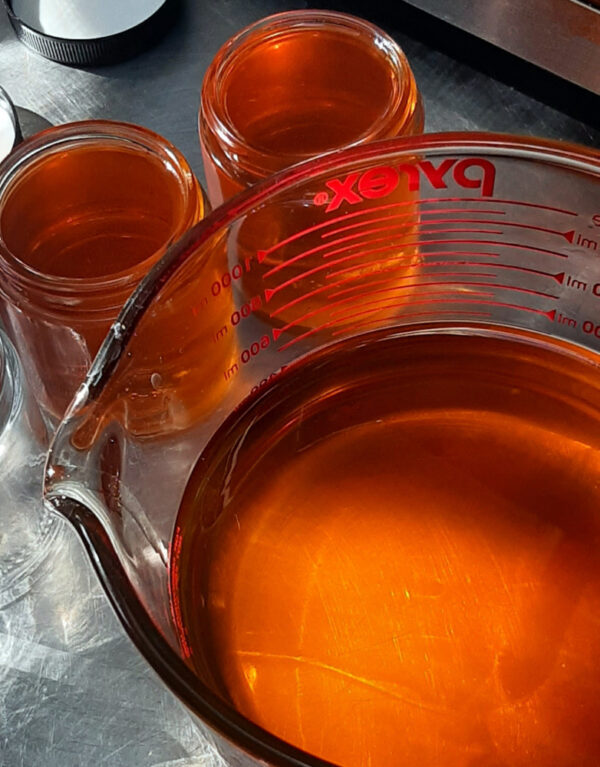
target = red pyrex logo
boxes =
[313,158,496,212]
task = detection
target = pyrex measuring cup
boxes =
[45,134,600,767]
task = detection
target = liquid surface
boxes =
[1,143,190,278]
[224,28,397,159]
[203,24,422,205]
[170,328,600,767]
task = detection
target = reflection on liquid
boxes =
[172,328,600,767]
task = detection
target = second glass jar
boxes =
[199,9,424,206]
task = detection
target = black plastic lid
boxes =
[4,0,180,66]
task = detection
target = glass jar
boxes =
[199,9,424,206]
[199,10,424,333]
[0,328,56,607]
[0,120,206,423]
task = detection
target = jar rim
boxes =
[0,119,201,294]
[200,9,421,181]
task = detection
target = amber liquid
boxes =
[201,21,423,337]
[2,143,194,281]
[0,140,204,423]
[171,326,600,766]
[202,23,422,204]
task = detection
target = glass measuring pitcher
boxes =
[45,134,600,767]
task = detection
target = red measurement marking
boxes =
[267,242,499,297]
[563,230,575,243]
[257,198,467,262]
[421,197,577,217]
[329,257,497,284]
[321,240,502,283]
[271,264,499,317]
[461,281,558,299]
[267,279,348,315]
[331,296,556,327]
[340,218,574,240]
[330,217,510,236]
[277,299,498,352]
[260,199,424,261]
[473,240,569,259]
[321,243,415,280]
[328,273,498,302]
[262,227,395,279]
[275,236,568,295]
[475,299,557,319]
[477,264,565,283]
[259,198,439,263]
[326,261,564,298]
[328,218,567,262]
[327,250,499,281]
[331,281,559,314]
[321,224,506,253]
[270,278,365,317]
[328,267,497,296]
[322,243,427,276]
[259,197,578,265]
[330,310,493,338]
[275,321,336,349]
[320,231,505,265]
[267,260,354,299]
[277,288,493,333]
[478,219,568,237]
[415,260,499,270]
[330,298,494,326]
[319,227,571,269]
[274,289,558,352]
[264,226,503,279]
[326,280,559,321]
[321,207,507,239]
[275,291,401,333]
[267,248,418,298]
[403,261,565,286]
[329,290,495,320]
[324,214,565,245]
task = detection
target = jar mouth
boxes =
[0,120,201,293]
[200,10,421,181]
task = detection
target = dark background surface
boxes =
[1,0,597,186]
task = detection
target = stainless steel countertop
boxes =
[0,2,598,766]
